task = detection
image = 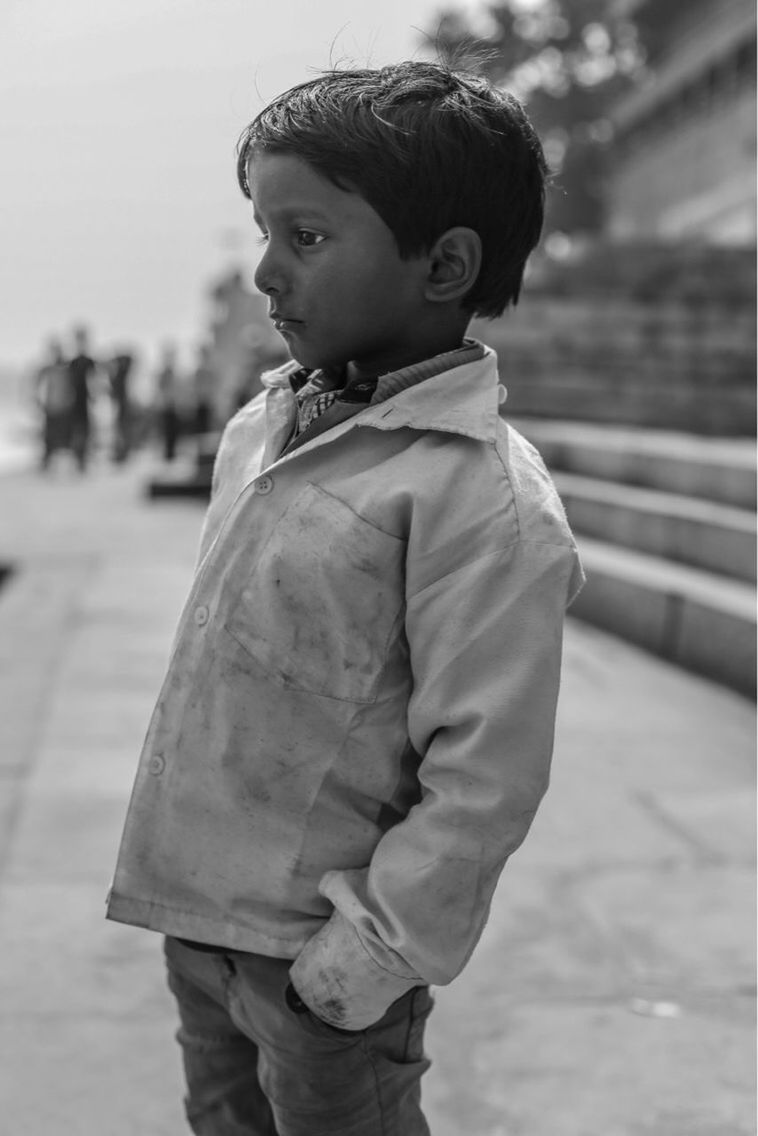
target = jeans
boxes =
[163,936,433,1136]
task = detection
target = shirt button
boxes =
[148,754,165,776]
[194,605,209,626]
[254,474,274,495]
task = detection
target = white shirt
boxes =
[107,344,584,1029]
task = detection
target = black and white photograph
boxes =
[0,1,755,1133]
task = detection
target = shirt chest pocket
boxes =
[224,482,406,703]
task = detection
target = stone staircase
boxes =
[510,418,756,697]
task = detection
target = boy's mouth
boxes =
[270,312,302,331]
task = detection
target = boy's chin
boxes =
[281,330,354,374]
[288,349,347,376]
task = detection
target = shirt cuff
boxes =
[289,907,422,1030]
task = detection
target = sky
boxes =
[1,0,491,376]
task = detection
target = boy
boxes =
[107,61,583,1136]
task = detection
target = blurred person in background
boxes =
[107,349,136,464]
[192,343,215,440]
[154,343,181,462]
[67,324,99,472]
[34,335,72,471]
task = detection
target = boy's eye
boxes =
[296,230,325,247]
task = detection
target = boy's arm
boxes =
[290,537,583,1030]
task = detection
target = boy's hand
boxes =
[289,905,421,1031]
[284,981,361,1035]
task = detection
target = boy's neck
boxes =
[344,325,471,385]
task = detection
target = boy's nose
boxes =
[254,248,284,296]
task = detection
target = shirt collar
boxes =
[260,340,503,444]
[370,339,484,405]
[357,341,502,443]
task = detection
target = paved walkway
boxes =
[0,452,754,1136]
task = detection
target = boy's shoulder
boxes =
[494,417,576,551]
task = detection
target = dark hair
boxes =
[237,61,547,317]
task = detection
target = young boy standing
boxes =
[107,61,583,1136]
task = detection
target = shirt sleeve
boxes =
[290,538,583,1030]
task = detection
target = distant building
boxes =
[205,269,288,423]
[606,0,756,243]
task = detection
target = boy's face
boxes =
[248,151,430,379]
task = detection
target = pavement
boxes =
[0,447,754,1136]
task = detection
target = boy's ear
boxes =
[424,227,482,305]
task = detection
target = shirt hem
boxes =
[105,893,319,960]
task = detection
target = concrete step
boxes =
[510,418,756,509]
[554,472,756,584]
[571,537,756,696]
[526,240,757,304]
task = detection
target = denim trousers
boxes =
[163,936,433,1136]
